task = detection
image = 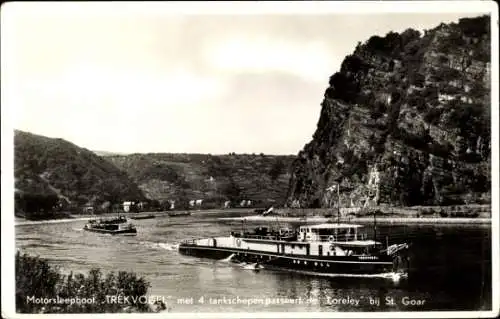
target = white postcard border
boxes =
[1,1,498,318]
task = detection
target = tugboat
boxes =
[178,222,409,276]
[83,216,137,235]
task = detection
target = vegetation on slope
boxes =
[15,252,164,313]
[14,129,295,214]
[106,153,295,209]
[14,130,146,217]
[287,15,491,208]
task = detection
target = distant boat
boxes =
[83,216,137,235]
[130,214,156,220]
[87,215,128,224]
[262,206,274,216]
[254,206,274,215]
[168,211,191,217]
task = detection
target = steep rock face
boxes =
[14,130,146,212]
[286,16,491,208]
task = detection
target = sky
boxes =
[1,2,493,155]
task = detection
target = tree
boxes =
[16,252,154,313]
[223,179,241,201]
[269,159,286,181]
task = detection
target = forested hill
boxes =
[14,130,146,214]
[14,130,295,214]
[286,15,491,208]
[105,153,295,208]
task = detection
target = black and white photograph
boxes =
[1,1,498,317]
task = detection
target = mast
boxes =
[275,214,282,239]
[337,183,340,224]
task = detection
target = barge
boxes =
[83,216,137,235]
[130,214,156,220]
[168,211,191,217]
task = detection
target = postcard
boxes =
[1,1,498,318]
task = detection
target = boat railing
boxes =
[315,234,365,242]
[240,234,279,240]
[181,238,204,245]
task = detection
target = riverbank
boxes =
[218,215,492,225]
[14,207,491,226]
[14,208,253,226]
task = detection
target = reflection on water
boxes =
[15,211,492,312]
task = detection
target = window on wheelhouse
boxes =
[316,228,354,241]
[342,242,384,256]
[306,224,362,242]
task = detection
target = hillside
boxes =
[286,15,491,208]
[14,130,294,214]
[14,130,146,215]
[105,153,295,208]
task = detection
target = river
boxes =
[15,210,492,313]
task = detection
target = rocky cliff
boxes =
[286,15,491,208]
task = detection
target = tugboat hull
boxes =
[83,227,137,235]
[178,244,397,275]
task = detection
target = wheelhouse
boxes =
[298,223,365,242]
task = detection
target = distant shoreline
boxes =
[218,215,492,225]
[14,208,492,226]
[15,217,90,226]
[14,209,250,226]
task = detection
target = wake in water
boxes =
[216,255,274,272]
[219,253,236,262]
[158,243,179,251]
[220,256,263,270]
[263,265,408,282]
[16,217,90,226]
[139,241,179,251]
[242,262,264,270]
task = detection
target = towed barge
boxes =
[83,216,137,235]
[130,214,156,220]
[178,223,409,276]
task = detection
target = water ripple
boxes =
[15,212,492,312]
